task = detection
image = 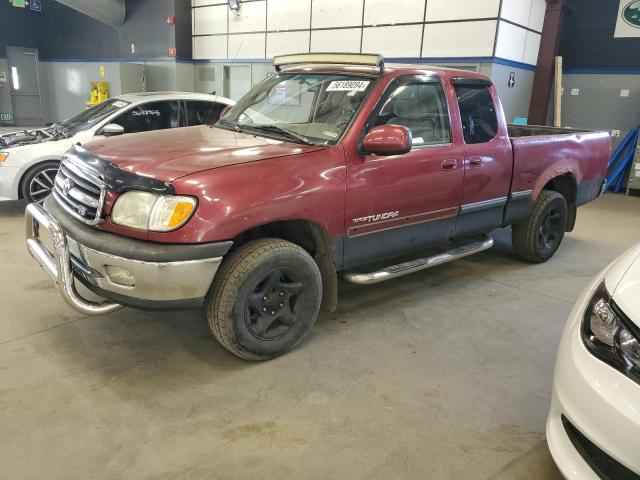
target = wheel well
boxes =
[543,174,577,231]
[18,159,60,200]
[231,220,339,312]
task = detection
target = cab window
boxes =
[186,101,227,126]
[453,82,498,144]
[112,101,180,134]
[373,80,451,146]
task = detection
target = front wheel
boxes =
[204,238,322,360]
[21,161,60,204]
[512,190,568,263]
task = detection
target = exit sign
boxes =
[12,0,26,8]
[0,113,14,121]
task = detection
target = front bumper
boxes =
[547,274,640,479]
[25,201,231,314]
[0,165,20,201]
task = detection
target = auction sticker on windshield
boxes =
[113,101,128,108]
[326,80,370,92]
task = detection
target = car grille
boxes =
[53,156,106,225]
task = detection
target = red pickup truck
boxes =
[26,53,610,360]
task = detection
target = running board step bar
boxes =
[342,235,494,285]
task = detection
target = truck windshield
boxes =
[58,99,130,135]
[219,73,374,145]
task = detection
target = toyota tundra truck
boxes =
[25,53,611,360]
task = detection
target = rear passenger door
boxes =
[452,79,513,239]
[111,100,181,134]
[343,75,464,268]
[185,101,227,126]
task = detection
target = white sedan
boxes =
[547,242,640,479]
[0,91,234,203]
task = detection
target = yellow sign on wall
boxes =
[99,65,105,78]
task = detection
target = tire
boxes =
[204,238,322,360]
[512,190,568,263]
[21,161,60,204]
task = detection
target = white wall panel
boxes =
[193,5,227,35]
[311,0,363,29]
[228,33,265,59]
[422,21,496,58]
[495,21,526,62]
[228,0,266,33]
[363,0,425,25]
[362,25,422,57]
[193,0,219,6]
[193,35,227,60]
[267,31,310,57]
[529,0,546,31]
[501,0,532,27]
[523,31,541,65]
[426,0,499,21]
[267,0,311,31]
[310,28,362,53]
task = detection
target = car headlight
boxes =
[582,282,640,383]
[0,152,8,164]
[111,191,197,232]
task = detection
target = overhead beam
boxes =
[528,0,571,125]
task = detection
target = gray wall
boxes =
[556,73,640,146]
[0,58,13,126]
[487,63,535,123]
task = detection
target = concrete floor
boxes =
[1,194,639,479]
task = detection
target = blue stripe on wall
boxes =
[563,67,640,75]
[37,55,544,72]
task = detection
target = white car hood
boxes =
[605,243,640,327]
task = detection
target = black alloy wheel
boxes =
[246,268,304,340]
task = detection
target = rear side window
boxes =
[373,81,451,146]
[454,83,498,144]
[113,101,180,134]
[186,101,227,126]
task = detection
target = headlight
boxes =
[111,191,197,232]
[582,282,640,383]
[0,152,8,164]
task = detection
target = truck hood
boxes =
[82,125,326,182]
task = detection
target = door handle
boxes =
[441,159,457,170]
[468,156,483,167]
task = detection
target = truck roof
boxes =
[280,62,491,82]
[274,53,490,82]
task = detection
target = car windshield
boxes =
[59,98,131,134]
[219,73,375,145]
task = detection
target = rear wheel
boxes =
[21,161,59,204]
[512,190,568,263]
[204,238,322,360]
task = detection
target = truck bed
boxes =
[507,124,591,138]
[508,126,611,206]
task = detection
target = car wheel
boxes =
[204,238,322,360]
[512,190,568,263]
[21,161,59,204]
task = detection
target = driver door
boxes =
[343,76,464,269]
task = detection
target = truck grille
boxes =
[53,156,106,225]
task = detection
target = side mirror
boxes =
[361,125,412,156]
[101,123,124,137]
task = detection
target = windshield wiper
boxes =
[216,118,242,132]
[245,124,315,146]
